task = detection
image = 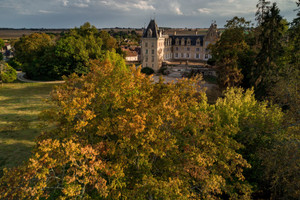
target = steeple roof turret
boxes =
[143,19,159,38]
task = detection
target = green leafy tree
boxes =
[0,38,4,61]
[255,0,271,26]
[99,30,117,51]
[210,17,253,88]
[252,3,287,99]
[13,33,55,79]
[12,23,120,80]
[0,61,17,83]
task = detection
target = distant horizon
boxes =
[0,26,226,30]
[0,0,297,29]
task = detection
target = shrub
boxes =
[158,66,168,75]
[8,58,22,71]
[207,58,216,66]
[141,67,154,75]
[0,62,17,83]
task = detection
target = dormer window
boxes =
[175,38,179,45]
[147,29,152,38]
[187,38,191,46]
[196,39,200,46]
[181,38,185,46]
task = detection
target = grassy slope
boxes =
[0,82,57,169]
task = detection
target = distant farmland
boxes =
[0,27,220,40]
[0,29,67,39]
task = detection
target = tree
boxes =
[0,61,17,83]
[255,0,271,26]
[13,33,55,80]
[252,3,287,99]
[99,30,117,51]
[210,17,252,88]
[0,38,4,61]
[12,23,120,80]
[0,53,253,199]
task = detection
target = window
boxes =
[145,42,148,47]
[151,42,154,47]
[196,48,200,51]
[187,47,190,51]
[152,56,154,62]
[181,38,185,46]
[181,53,184,58]
[175,38,179,45]
[175,53,178,58]
[152,64,154,68]
[152,49,154,54]
[146,49,148,54]
[145,56,148,62]
[176,47,178,51]
[186,53,189,58]
[205,54,208,59]
[196,54,200,59]
[196,39,200,46]
[187,39,191,45]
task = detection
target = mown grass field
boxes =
[0,82,58,169]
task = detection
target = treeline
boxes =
[12,22,119,81]
[108,29,141,45]
[210,0,299,108]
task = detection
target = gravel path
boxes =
[17,71,65,84]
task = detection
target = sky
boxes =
[0,0,298,28]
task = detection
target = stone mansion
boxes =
[141,19,219,71]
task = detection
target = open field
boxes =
[0,29,65,39]
[0,82,58,169]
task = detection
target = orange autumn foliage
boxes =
[1,52,252,199]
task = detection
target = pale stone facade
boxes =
[141,19,219,71]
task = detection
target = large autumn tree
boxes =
[1,49,293,199]
[1,51,256,199]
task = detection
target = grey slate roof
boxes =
[143,19,159,38]
[170,35,204,46]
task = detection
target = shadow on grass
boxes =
[0,113,37,122]
[0,142,35,173]
[0,127,40,141]
[0,83,57,99]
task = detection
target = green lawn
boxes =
[0,82,58,169]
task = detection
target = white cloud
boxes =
[60,0,91,8]
[175,7,183,15]
[133,1,155,10]
[100,0,155,11]
[74,3,89,8]
[61,0,69,6]
[198,8,212,14]
[38,10,54,14]
[170,2,183,15]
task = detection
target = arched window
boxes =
[187,38,191,46]
[181,38,185,46]
[147,29,152,38]
[175,38,179,45]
